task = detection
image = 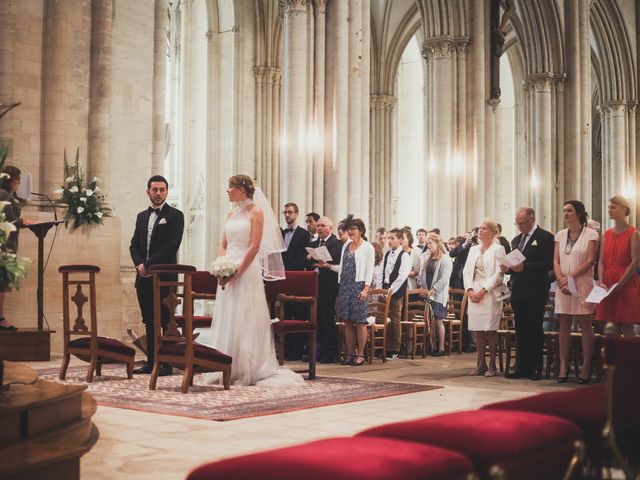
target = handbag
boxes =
[491,283,511,302]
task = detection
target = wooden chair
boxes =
[175,270,218,332]
[444,288,466,354]
[365,288,392,364]
[497,302,517,374]
[59,265,135,383]
[148,264,232,393]
[265,271,318,380]
[400,289,431,359]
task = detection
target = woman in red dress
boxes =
[595,196,640,338]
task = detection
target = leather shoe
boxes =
[159,364,173,376]
[530,371,542,381]
[506,370,529,379]
[133,363,153,375]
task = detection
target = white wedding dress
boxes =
[199,200,304,387]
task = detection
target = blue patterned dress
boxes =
[337,248,368,324]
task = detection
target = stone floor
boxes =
[29,352,584,480]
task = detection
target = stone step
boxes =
[32,392,99,447]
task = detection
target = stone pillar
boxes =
[347,0,363,216]
[563,0,591,207]
[312,0,326,212]
[523,73,557,228]
[0,0,16,146]
[422,37,469,238]
[88,0,113,203]
[151,0,167,174]
[280,0,309,211]
[369,94,396,228]
[40,0,92,196]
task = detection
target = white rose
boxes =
[96,211,103,218]
[92,176,101,184]
[76,206,85,213]
[53,188,64,195]
[65,176,75,184]
[0,173,9,179]
[84,189,94,196]
[0,221,17,236]
[0,201,10,210]
[80,197,87,203]
[69,186,79,193]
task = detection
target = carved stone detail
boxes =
[279,0,309,16]
[315,0,327,14]
[254,66,283,85]
[370,94,397,112]
[421,36,470,62]
[522,73,564,93]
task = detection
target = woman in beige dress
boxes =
[553,200,599,383]
[463,219,506,377]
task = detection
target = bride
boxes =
[199,175,304,387]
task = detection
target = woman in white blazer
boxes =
[463,219,505,377]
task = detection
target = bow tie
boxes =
[149,207,161,215]
[286,227,294,232]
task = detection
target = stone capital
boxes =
[522,72,564,93]
[279,0,309,16]
[315,0,327,14]
[421,36,470,62]
[598,100,628,117]
[253,66,282,85]
[370,94,397,111]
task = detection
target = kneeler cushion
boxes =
[187,437,473,480]
[481,384,605,460]
[358,410,581,480]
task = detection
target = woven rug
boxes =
[38,365,441,421]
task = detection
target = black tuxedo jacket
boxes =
[281,226,311,271]
[307,234,342,297]
[509,226,554,302]
[130,204,185,287]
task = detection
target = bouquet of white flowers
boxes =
[210,256,239,290]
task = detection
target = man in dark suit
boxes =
[281,202,311,271]
[501,207,554,381]
[308,216,342,363]
[130,175,184,375]
[449,229,477,352]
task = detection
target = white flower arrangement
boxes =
[209,256,239,290]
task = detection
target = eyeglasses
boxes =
[282,210,296,215]
[514,217,532,226]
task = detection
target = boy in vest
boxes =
[382,228,412,359]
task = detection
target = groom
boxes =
[130,175,184,375]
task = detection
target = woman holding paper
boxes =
[463,219,505,377]
[553,200,598,383]
[595,196,640,339]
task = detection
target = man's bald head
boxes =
[316,216,333,239]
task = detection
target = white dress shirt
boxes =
[383,247,412,295]
[147,202,165,258]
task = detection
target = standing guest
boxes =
[502,207,554,381]
[382,228,412,359]
[402,228,422,292]
[326,217,374,366]
[497,223,512,254]
[553,200,599,383]
[307,216,342,363]
[281,202,310,271]
[420,236,453,356]
[305,212,320,243]
[0,166,23,331]
[337,219,350,244]
[595,196,640,338]
[464,219,505,376]
[130,175,184,375]
[375,227,389,252]
[447,237,458,252]
[450,229,478,352]
[372,242,384,289]
[416,228,428,254]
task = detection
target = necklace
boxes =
[565,227,583,255]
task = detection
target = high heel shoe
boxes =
[341,354,355,365]
[351,355,366,366]
[557,376,568,383]
[578,376,591,385]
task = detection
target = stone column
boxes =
[151,0,167,174]
[369,94,396,228]
[523,73,557,227]
[88,0,113,203]
[40,0,92,197]
[0,0,16,145]
[422,37,469,238]
[312,0,327,212]
[280,0,310,211]
[347,0,363,216]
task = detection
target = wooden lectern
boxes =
[0,220,63,361]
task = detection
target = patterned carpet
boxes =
[38,364,441,421]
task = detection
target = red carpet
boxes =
[38,364,441,421]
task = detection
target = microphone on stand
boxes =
[30,192,58,223]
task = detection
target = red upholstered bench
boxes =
[187,437,474,480]
[481,384,605,467]
[358,410,583,480]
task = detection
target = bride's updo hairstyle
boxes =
[229,174,255,199]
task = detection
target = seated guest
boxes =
[324,217,374,366]
[372,242,384,289]
[595,195,640,338]
[419,236,453,356]
[382,228,412,359]
[307,216,342,363]
[553,200,598,383]
[464,219,505,376]
[305,212,320,243]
